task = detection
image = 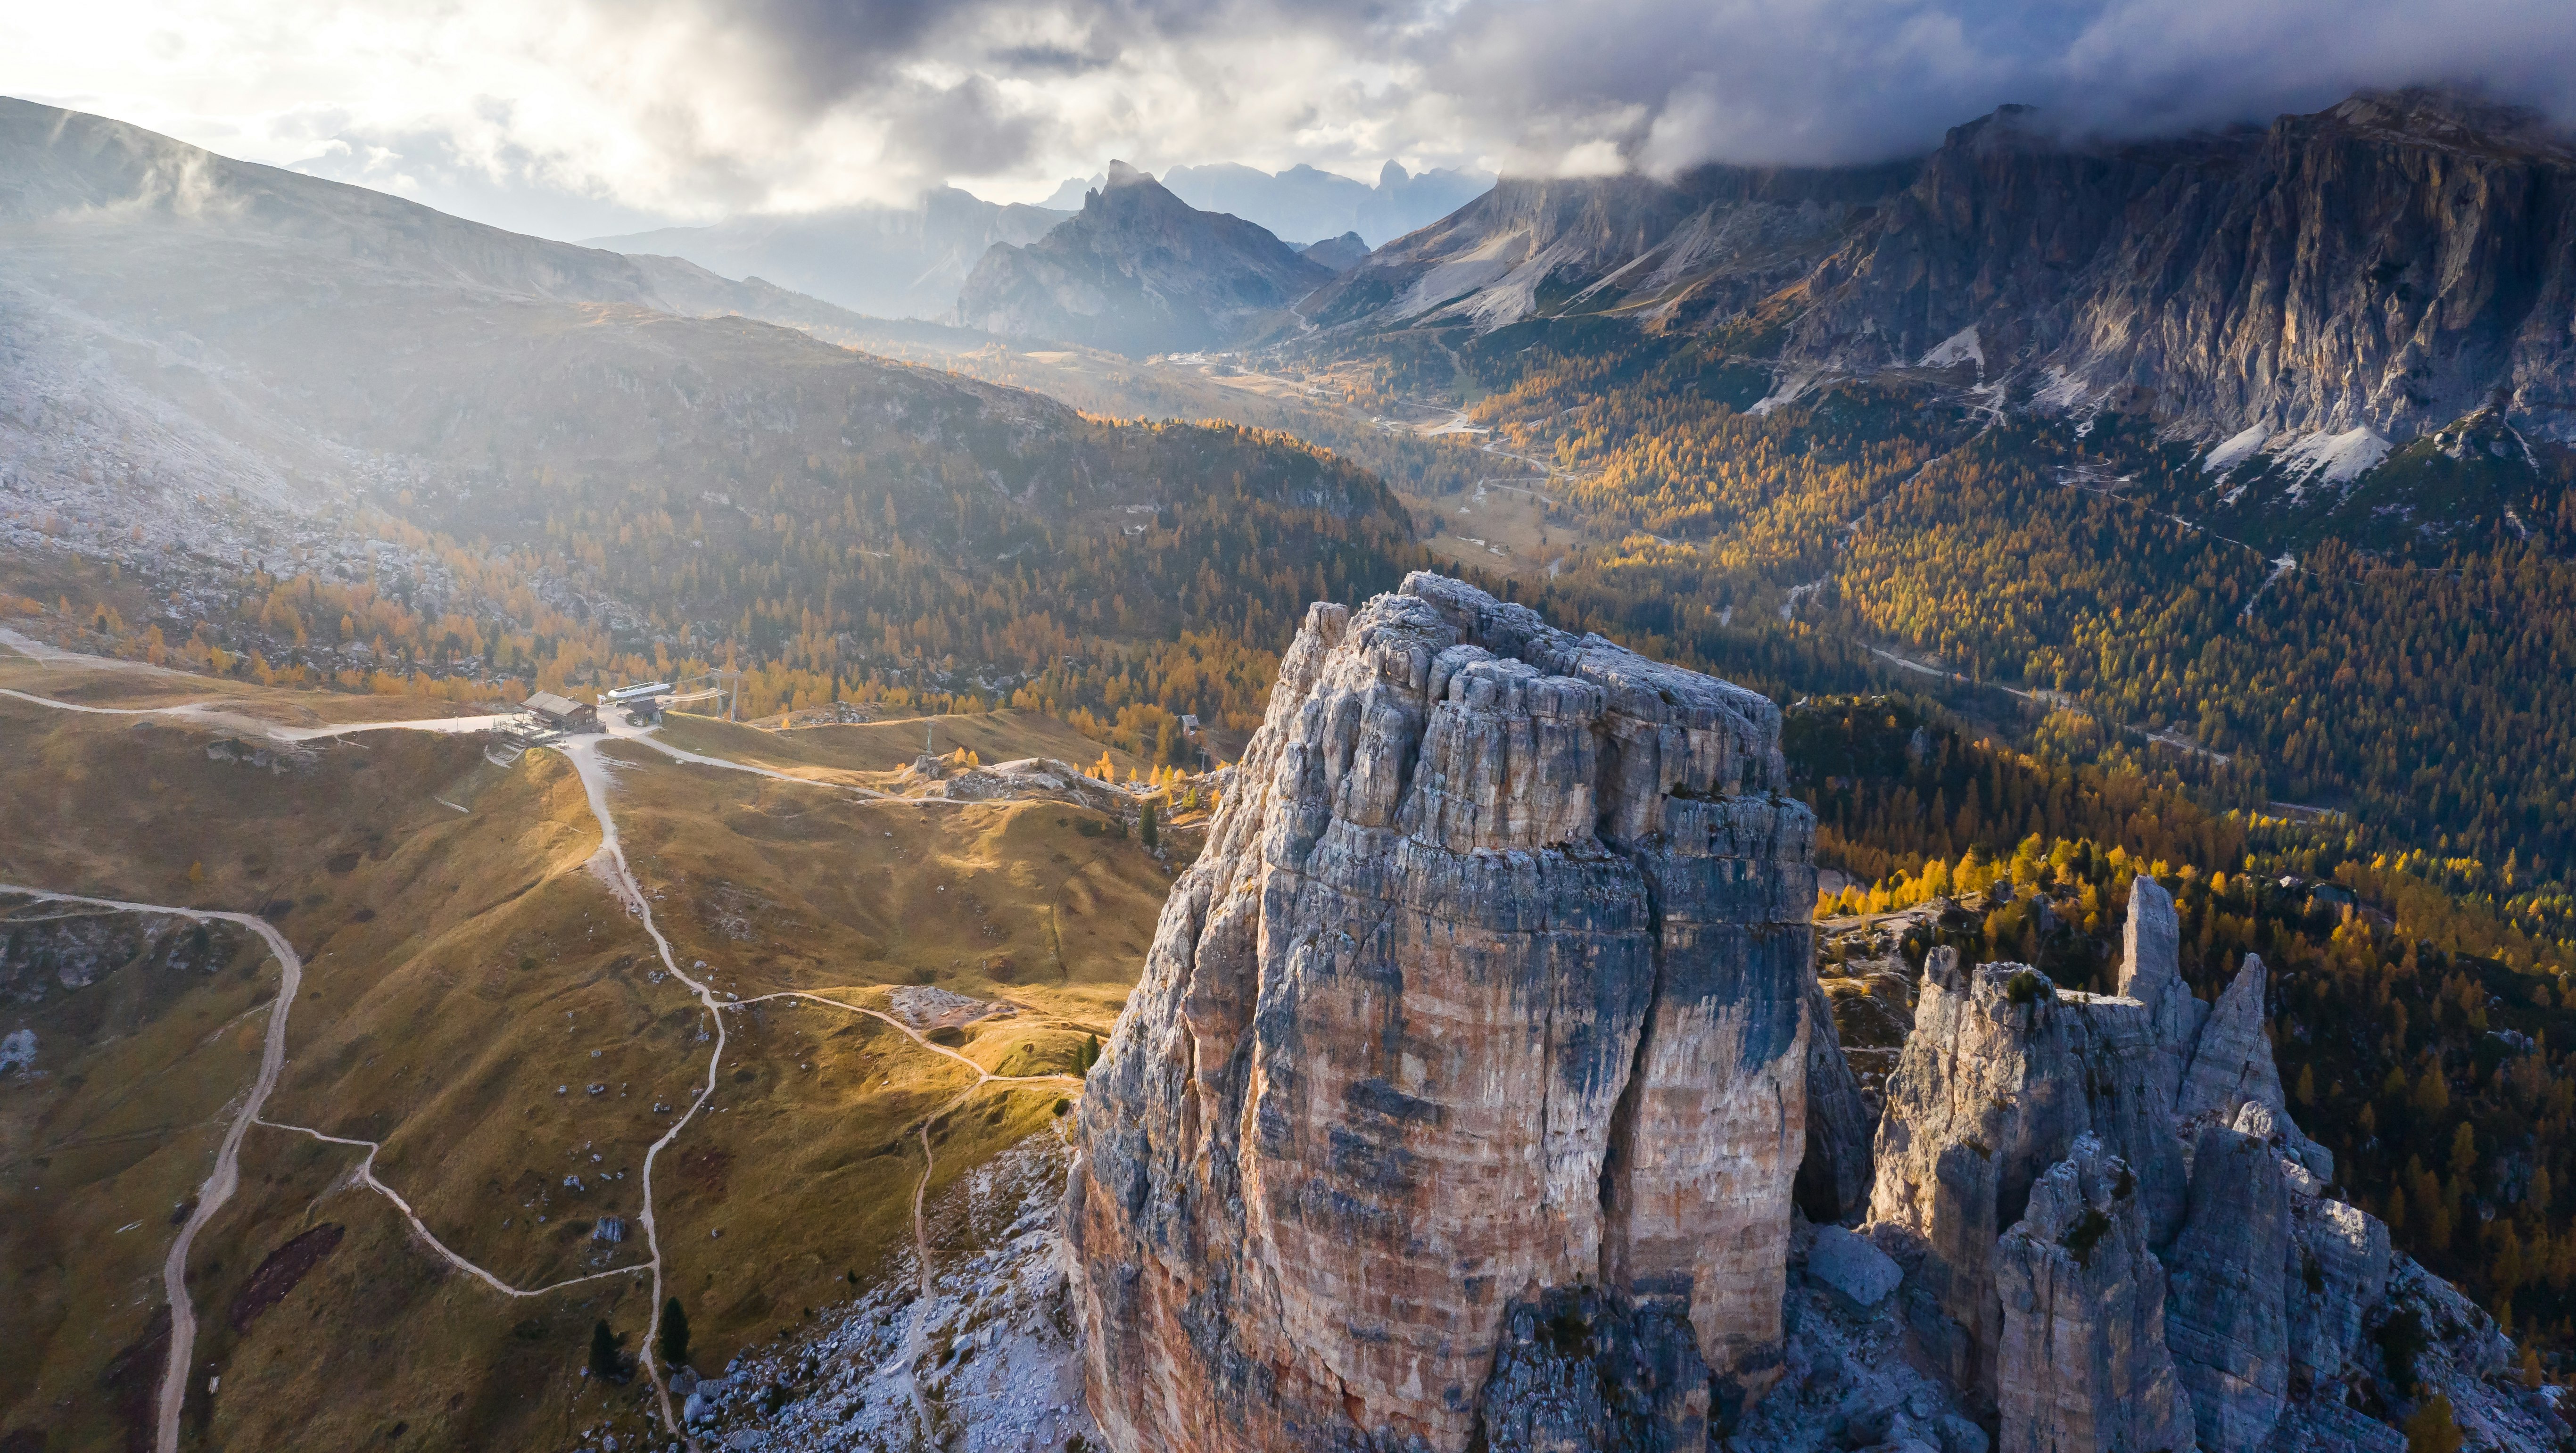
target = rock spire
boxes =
[1065,573,1818,1452]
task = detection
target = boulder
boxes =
[1808,1225,1902,1314]
[2165,1125,2293,1453]
[1991,1134,2196,1453]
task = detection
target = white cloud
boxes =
[3,0,2572,239]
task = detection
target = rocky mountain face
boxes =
[1066,571,1820,1450]
[1298,231,1370,273]
[955,162,1336,355]
[1065,577,2565,1453]
[1302,162,1909,334]
[582,188,1071,319]
[1309,89,2576,449]
[1780,91,2576,448]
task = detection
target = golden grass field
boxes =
[0,653,1166,1452]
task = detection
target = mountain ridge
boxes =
[1305,87,2576,450]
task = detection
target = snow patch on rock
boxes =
[2204,424,2273,474]
[1919,325,1983,370]
[2278,426,2394,487]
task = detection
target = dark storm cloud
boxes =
[681,0,2576,173]
[1402,0,2576,168]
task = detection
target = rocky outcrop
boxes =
[0,896,243,1004]
[1866,952,2186,1406]
[2165,1124,2295,1452]
[1991,1134,2196,1453]
[2177,954,2283,1126]
[1798,968,1878,1224]
[1065,571,1816,1453]
[956,162,1334,355]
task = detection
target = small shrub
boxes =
[2378,1307,2428,1393]
[2059,1208,2113,1264]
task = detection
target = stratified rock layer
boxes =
[1066,573,1818,1453]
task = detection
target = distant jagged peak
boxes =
[1101,158,1153,190]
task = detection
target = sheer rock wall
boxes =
[1065,573,1818,1453]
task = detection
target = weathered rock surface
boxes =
[1065,572,1816,1453]
[1798,968,1879,1224]
[1991,1134,2196,1453]
[2287,1189,2390,1384]
[0,895,244,1004]
[2116,877,2207,1106]
[957,162,1334,355]
[2165,1124,2294,1453]
[2177,954,2284,1128]
[1866,952,2185,1405]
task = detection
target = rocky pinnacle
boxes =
[1063,572,1817,1453]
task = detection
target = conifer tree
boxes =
[588,1319,623,1381]
[659,1297,691,1371]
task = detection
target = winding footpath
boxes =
[0,887,301,1453]
[554,735,729,1444]
[4,639,1088,1451]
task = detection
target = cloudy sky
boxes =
[6,0,2573,240]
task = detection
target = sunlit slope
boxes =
[0,669,1160,1451]
[595,735,1166,1023]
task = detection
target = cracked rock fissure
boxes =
[1065,571,1818,1453]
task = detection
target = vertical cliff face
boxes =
[2166,1123,2296,1452]
[1991,1133,2196,1453]
[1065,572,1818,1453]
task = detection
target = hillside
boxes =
[0,97,1440,755]
[0,642,1181,1451]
